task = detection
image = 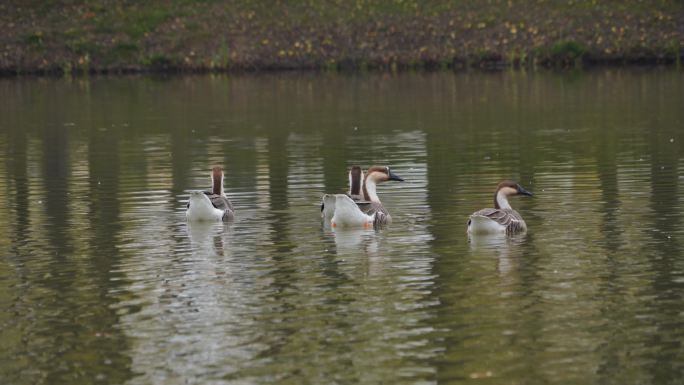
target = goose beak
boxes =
[517,186,533,196]
[388,170,404,182]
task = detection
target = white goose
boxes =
[329,166,404,228]
[321,165,365,221]
[467,181,533,235]
[186,166,234,221]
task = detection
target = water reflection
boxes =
[186,221,233,256]
[1,70,684,385]
[330,228,379,255]
[468,233,527,275]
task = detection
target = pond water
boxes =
[1,69,684,385]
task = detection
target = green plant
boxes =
[212,40,230,68]
[24,32,44,48]
[142,54,174,69]
[550,40,587,64]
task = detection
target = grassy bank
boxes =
[1,0,683,74]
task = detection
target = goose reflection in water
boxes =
[186,221,233,257]
[330,227,379,255]
[469,232,527,275]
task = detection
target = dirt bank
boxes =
[1,0,683,74]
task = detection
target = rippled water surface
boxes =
[1,70,684,384]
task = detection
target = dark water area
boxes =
[1,69,684,384]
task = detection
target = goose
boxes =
[329,166,404,228]
[186,166,234,221]
[321,165,365,220]
[467,181,532,235]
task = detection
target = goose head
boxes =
[494,181,533,210]
[363,166,404,202]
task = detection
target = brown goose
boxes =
[467,181,533,235]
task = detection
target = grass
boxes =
[548,40,587,66]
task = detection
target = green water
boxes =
[1,70,683,385]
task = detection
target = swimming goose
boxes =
[321,165,365,220]
[186,166,234,221]
[330,166,404,228]
[467,181,532,235]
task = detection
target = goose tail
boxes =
[331,194,374,229]
[467,214,506,234]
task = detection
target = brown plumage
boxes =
[211,167,223,195]
[356,201,391,227]
[348,166,364,201]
